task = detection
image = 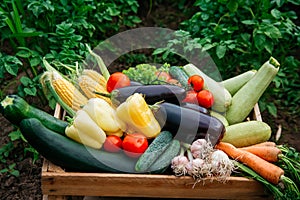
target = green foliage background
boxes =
[0,0,141,99]
[178,0,300,116]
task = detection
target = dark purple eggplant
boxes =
[181,102,210,115]
[129,81,144,86]
[95,85,186,106]
[152,102,225,146]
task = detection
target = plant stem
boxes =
[234,161,284,199]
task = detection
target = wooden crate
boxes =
[42,104,271,200]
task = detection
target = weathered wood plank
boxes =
[41,161,269,199]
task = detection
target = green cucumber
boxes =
[225,57,280,125]
[19,118,140,173]
[221,120,271,148]
[169,66,190,89]
[135,131,173,172]
[221,70,257,95]
[0,95,68,134]
[183,64,232,113]
[148,139,181,173]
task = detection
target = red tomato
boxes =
[182,90,198,104]
[196,90,214,108]
[122,133,148,158]
[103,135,123,153]
[155,71,171,81]
[106,72,130,93]
[188,75,204,92]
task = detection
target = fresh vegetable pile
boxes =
[1,55,299,199]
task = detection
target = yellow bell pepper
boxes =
[116,93,161,138]
[82,98,121,133]
[106,129,124,137]
[65,109,106,149]
[65,125,103,149]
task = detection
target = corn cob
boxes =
[82,69,107,88]
[78,74,112,104]
[41,58,88,116]
[41,72,73,117]
[51,71,88,112]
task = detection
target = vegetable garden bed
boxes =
[41,104,271,200]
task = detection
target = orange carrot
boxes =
[240,146,282,163]
[246,141,276,147]
[215,142,284,185]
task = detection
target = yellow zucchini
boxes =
[225,57,280,125]
[221,120,271,148]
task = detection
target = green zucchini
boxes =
[19,118,139,173]
[221,70,257,95]
[135,131,173,172]
[183,64,232,113]
[169,66,190,89]
[148,139,181,173]
[0,95,68,135]
[210,111,229,127]
[225,57,280,125]
[221,120,271,148]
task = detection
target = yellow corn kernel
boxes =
[78,75,112,104]
[82,69,107,88]
[52,72,88,111]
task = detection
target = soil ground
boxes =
[1,2,300,200]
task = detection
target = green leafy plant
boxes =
[180,0,300,73]
[24,0,141,54]
[0,130,20,177]
[0,129,39,177]
[17,76,38,96]
[0,52,22,78]
[0,142,14,164]
[11,129,40,163]
[0,163,20,177]
[46,21,85,65]
[155,0,300,117]
[0,0,142,79]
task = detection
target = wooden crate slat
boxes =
[253,103,262,122]
[42,171,269,199]
[42,161,269,199]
